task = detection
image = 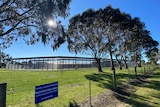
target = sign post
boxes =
[35,82,58,104]
[0,82,7,107]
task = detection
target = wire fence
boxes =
[6,56,119,71]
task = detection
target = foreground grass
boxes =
[128,69,160,107]
[0,67,150,107]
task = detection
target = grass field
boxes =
[128,69,160,107]
[0,66,158,107]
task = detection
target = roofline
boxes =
[10,56,96,60]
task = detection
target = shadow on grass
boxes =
[85,72,113,90]
[129,72,160,91]
[85,72,135,90]
[114,92,153,107]
[143,79,160,91]
[114,81,154,106]
[116,70,160,107]
[84,69,160,107]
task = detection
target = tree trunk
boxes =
[134,67,137,78]
[109,50,116,90]
[123,57,128,69]
[125,63,128,69]
[95,58,103,72]
[138,60,142,67]
[115,56,123,70]
[134,51,138,78]
[112,69,116,91]
[119,64,122,70]
[110,51,115,71]
[124,60,128,69]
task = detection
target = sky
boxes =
[3,0,160,58]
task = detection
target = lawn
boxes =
[0,67,154,107]
[128,69,160,107]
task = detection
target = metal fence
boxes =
[6,56,119,70]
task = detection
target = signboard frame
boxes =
[35,82,58,104]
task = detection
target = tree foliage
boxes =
[67,5,159,89]
[0,0,71,49]
[67,6,130,89]
[121,16,159,77]
[0,50,11,68]
[145,40,159,65]
[67,9,108,72]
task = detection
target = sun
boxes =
[47,19,55,27]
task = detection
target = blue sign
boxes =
[35,82,58,104]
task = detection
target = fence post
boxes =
[0,82,7,107]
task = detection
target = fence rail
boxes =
[6,56,120,70]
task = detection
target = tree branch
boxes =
[0,19,23,37]
[0,0,16,14]
[0,0,10,9]
[15,24,38,30]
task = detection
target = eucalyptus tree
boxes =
[98,6,132,90]
[118,13,134,69]
[112,13,132,70]
[113,44,123,70]
[145,39,159,65]
[0,0,71,49]
[0,51,11,68]
[112,33,127,70]
[67,9,108,72]
[147,48,159,65]
[126,18,146,77]
[121,40,131,69]
[143,33,159,64]
[125,17,157,77]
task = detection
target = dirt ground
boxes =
[78,71,155,107]
[78,84,132,107]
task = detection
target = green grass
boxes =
[128,69,160,107]
[0,67,154,107]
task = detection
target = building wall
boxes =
[6,56,133,70]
